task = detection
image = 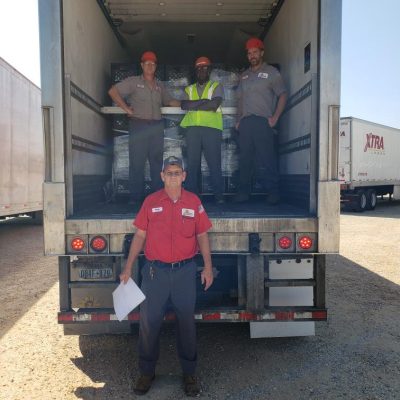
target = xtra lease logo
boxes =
[364,132,385,153]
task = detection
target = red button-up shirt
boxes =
[134,189,212,263]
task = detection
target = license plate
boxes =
[78,268,113,280]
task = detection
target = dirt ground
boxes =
[0,201,399,400]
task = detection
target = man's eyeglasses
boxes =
[165,171,183,177]
[143,61,157,67]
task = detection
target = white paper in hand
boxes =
[112,278,146,322]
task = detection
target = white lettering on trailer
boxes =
[294,312,313,319]
[220,313,240,320]
[73,314,91,322]
[261,313,276,320]
[110,314,127,321]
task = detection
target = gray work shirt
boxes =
[115,75,173,120]
[183,81,224,100]
[237,63,286,120]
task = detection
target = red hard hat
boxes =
[141,51,157,63]
[245,37,264,50]
[195,56,211,67]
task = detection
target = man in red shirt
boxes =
[120,156,213,396]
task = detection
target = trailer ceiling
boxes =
[100,0,283,64]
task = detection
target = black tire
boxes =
[366,189,377,210]
[353,190,367,212]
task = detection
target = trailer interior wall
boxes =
[265,0,319,211]
[0,58,43,218]
[63,0,126,214]
[62,0,326,215]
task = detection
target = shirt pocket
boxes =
[181,216,196,238]
[148,212,168,234]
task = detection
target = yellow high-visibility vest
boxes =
[180,81,223,130]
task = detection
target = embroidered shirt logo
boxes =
[182,208,195,218]
[258,72,269,79]
[152,207,163,213]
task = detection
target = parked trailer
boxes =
[39,0,341,337]
[0,58,43,221]
[339,117,400,212]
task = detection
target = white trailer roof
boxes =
[105,0,280,23]
[100,0,283,63]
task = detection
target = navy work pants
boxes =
[129,119,164,201]
[138,260,197,375]
[184,126,223,196]
[237,115,279,194]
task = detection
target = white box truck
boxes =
[0,57,43,221]
[339,117,400,212]
[39,0,341,337]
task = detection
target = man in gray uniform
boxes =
[108,51,180,205]
[234,38,287,204]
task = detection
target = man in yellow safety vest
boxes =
[180,56,225,204]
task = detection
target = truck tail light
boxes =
[298,235,313,250]
[71,237,86,251]
[90,236,108,252]
[278,236,292,249]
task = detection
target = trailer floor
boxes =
[71,196,311,219]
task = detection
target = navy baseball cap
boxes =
[162,156,185,171]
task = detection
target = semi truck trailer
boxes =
[339,117,400,212]
[0,57,43,221]
[39,0,341,338]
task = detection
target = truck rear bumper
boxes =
[58,309,327,324]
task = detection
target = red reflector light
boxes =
[312,311,327,320]
[90,236,107,252]
[298,236,313,250]
[203,313,221,321]
[71,237,85,251]
[278,236,292,249]
[58,313,73,322]
[275,311,295,321]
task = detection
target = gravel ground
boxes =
[0,201,399,400]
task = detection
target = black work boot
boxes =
[183,374,200,397]
[133,374,155,395]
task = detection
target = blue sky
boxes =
[1,0,399,129]
[341,0,400,128]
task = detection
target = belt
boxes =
[131,117,162,125]
[150,258,194,269]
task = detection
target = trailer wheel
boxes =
[353,190,367,212]
[366,189,377,210]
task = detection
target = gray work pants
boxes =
[237,115,279,194]
[129,119,164,201]
[184,126,223,196]
[138,260,197,375]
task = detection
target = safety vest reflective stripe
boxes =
[180,81,223,130]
